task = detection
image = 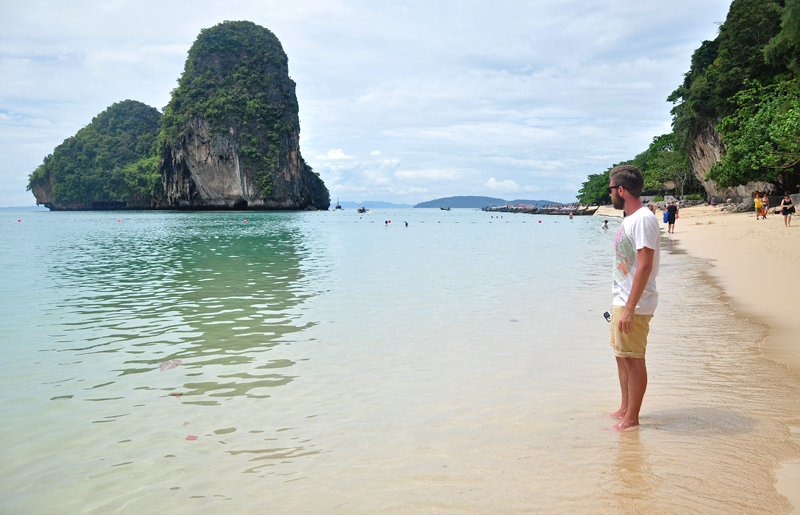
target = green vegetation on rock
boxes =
[160,20,322,201]
[580,0,800,200]
[709,80,800,186]
[668,0,787,143]
[27,100,162,207]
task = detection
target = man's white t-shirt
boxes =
[612,206,660,315]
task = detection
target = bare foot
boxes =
[606,420,639,432]
[607,408,626,418]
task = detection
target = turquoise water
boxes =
[1,209,798,513]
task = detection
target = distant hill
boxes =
[414,196,564,208]
[338,201,413,209]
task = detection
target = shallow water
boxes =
[1,209,798,514]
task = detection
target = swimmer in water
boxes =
[404,221,408,227]
[602,220,609,230]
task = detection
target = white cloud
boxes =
[316,148,352,160]
[394,168,460,181]
[0,0,732,206]
[485,178,521,193]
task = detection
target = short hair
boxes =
[609,165,643,198]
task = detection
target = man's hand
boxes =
[618,308,635,334]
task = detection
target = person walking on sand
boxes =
[754,193,763,220]
[781,193,795,227]
[761,192,769,219]
[666,201,678,233]
[607,165,660,431]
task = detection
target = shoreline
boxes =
[598,203,800,511]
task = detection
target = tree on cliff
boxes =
[706,0,800,190]
[708,80,800,187]
[27,100,162,207]
[667,0,800,192]
[580,0,800,200]
[668,0,787,143]
[159,20,329,209]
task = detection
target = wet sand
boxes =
[597,204,800,511]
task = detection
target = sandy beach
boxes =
[597,203,800,511]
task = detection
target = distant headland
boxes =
[413,196,564,209]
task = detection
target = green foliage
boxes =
[668,0,787,145]
[639,133,695,196]
[583,0,800,196]
[577,169,610,204]
[765,0,800,77]
[578,134,696,203]
[653,196,665,202]
[160,20,298,196]
[708,80,800,186]
[686,193,703,200]
[27,100,161,204]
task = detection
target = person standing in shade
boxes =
[666,201,678,233]
[781,193,795,227]
[607,165,660,431]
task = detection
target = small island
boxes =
[27,21,330,211]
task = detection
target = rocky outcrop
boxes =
[30,177,54,208]
[158,21,329,210]
[688,119,774,201]
[160,117,326,209]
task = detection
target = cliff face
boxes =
[688,119,774,201]
[159,21,329,210]
[160,117,320,209]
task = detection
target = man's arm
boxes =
[618,246,655,334]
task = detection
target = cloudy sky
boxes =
[1,0,732,207]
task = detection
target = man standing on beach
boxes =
[607,165,660,431]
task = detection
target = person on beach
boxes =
[781,193,795,227]
[761,193,769,219]
[607,165,660,431]
[602,220,609,230]
[667,201,678,233]
[754,193,763,220]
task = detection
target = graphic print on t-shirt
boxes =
[614,226,635,284]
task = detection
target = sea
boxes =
[1,208,799,514]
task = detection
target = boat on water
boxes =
[334,198,343,210]
[440,207,451,211]
[481,204,598,216]
[357,206,369,213]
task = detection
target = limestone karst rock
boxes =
[688,120,776,201]
[158,21,329,210]
[28,100,163,210]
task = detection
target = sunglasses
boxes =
[607,185,622,193]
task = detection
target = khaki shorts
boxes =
[609,305,653,359]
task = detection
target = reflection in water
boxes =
[46,214,312,402]
[601,430,656,513]
[1,213,328,503]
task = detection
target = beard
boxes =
[612,196,625,210]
